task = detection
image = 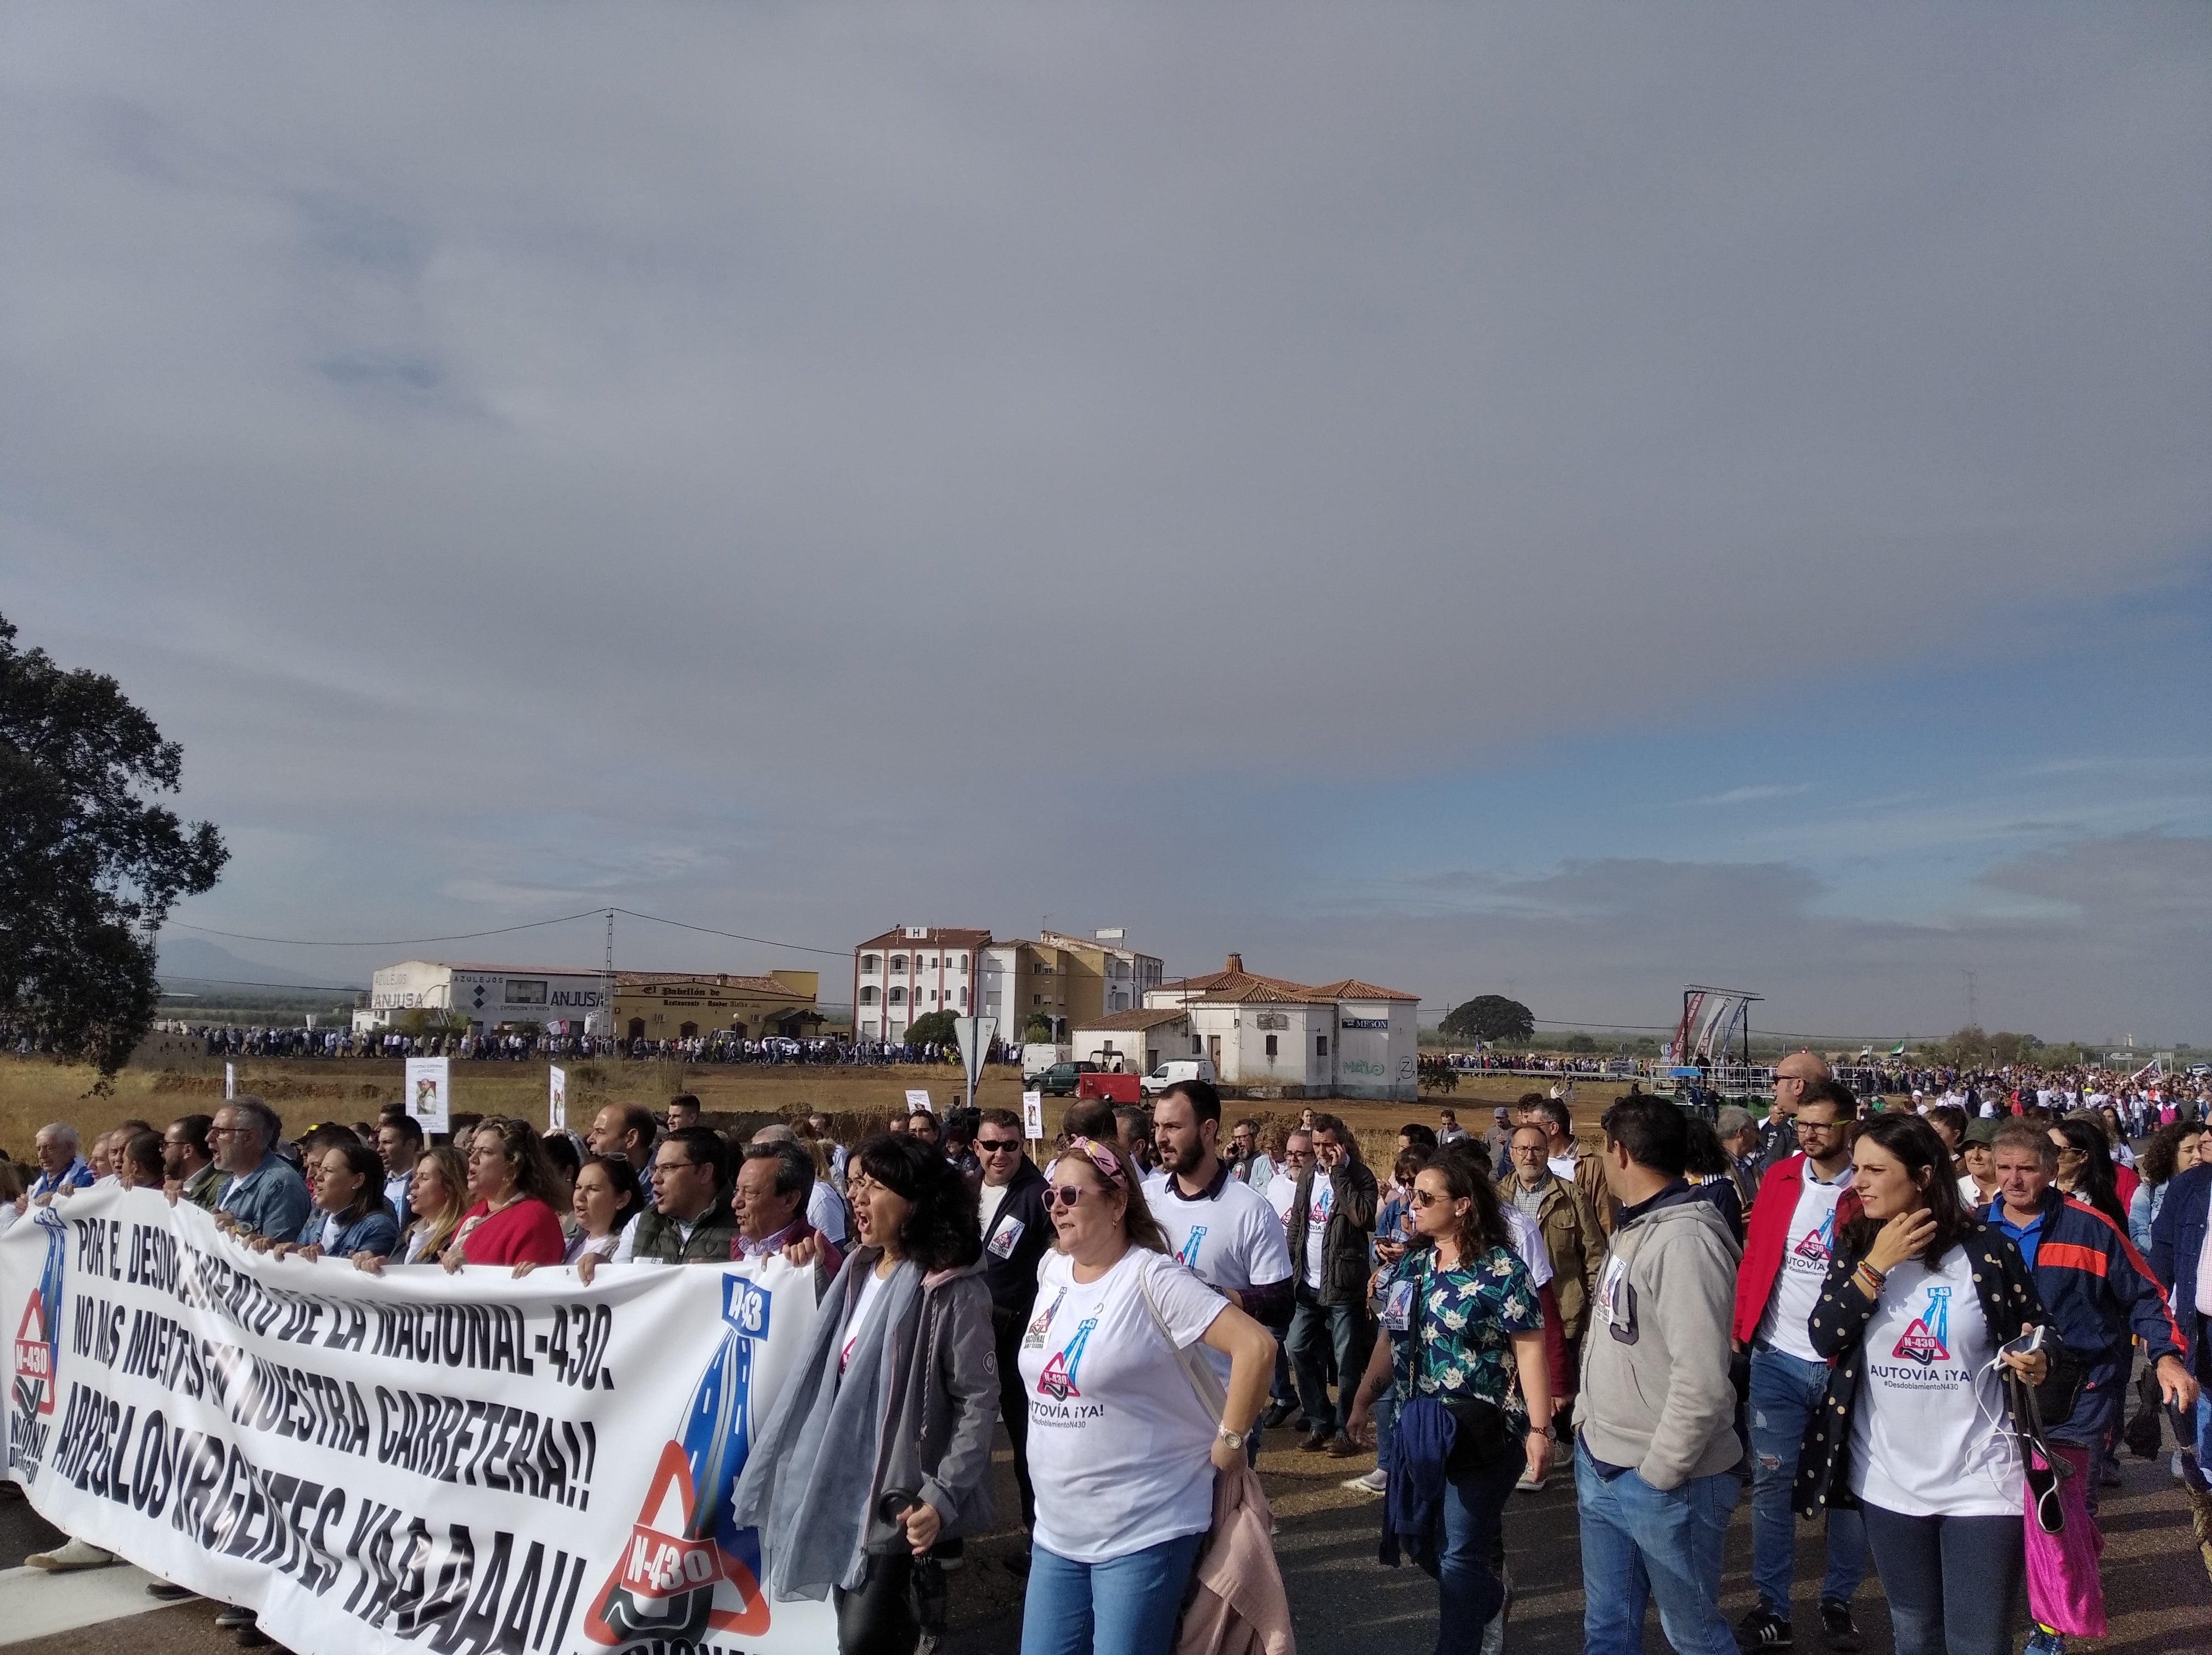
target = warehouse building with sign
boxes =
[356,960,609,1035]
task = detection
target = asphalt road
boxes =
[10,1412,2205,1655]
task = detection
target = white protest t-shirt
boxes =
[1302,1179,1334,1290]
[1756,1163,1850,1362]
[1502,1204,1555,1290]
[1144,1172,1292,1383]
[840,1264,889,1376]
[1018,1248,1228,1563]
[1849,1244,2019,1517]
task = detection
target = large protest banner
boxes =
[1,1187,837,1655]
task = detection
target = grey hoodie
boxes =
[1571,1184,1742,1490]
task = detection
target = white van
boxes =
[1140,1058,1218,1097]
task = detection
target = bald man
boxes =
[1758,1049,1831,1168]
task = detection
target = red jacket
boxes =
[1731,1153,1864,1347]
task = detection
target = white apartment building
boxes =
[852,925,1164,1044]
[851,926,989,1043]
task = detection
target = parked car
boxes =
[1139,1058,1218,1097]
[1033,1061,1101,1097]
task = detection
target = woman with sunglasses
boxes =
[1344,1143,1549,1655]
[733,1133,999,1655]
[1016,1136,1274,1655]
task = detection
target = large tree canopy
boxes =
[1441,994,1535,1045]
[0,613,228,1076]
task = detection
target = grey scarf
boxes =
[731,1251,921,1599]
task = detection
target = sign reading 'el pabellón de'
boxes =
[2,1189,836,1655]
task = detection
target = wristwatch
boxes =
[1217,1426,1246,1449]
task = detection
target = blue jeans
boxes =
[1576,1439,1740,1655]
[1020,1532,1205,1655]
[1420,1448,1522,1650]
[1748,1345,1867,1612]
[1374,1388,1398,1470]
[1289,1287,1373,1437]
[1859,1501,2022,1655]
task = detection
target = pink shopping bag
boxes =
[2023,1442,2106,1638]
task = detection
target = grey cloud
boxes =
[1254,834,2210,1042]
[3,5,2207,1021]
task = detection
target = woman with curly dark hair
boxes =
[732,1133,1000,1655]
[2128,1119,2203,1252]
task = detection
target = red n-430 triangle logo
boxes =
[1890,1286,1951,1367]
[1792,1208,1836,1262]
[1035,1314,1099,1401]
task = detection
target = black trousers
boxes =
[834,1551,917,1655]
[994,1306,1036,1529]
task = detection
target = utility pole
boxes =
[1963,969,1978,1031]
[603,909,616,1047]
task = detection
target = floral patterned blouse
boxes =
[1379,1242,1544,1418]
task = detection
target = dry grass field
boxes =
[0,1054,1635,1164]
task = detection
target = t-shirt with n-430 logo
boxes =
[1015,1248,1229,1566]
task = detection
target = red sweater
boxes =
[1731,1153,1864,1347]
[456,1197,567,1266]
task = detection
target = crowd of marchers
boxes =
[3,1060,2209,1655]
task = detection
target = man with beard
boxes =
[1144,1079,1294,1461]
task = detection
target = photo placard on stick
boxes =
[223,1061,236,1101]
[548,1065,567,1130]
[403,1055,450,1133]
[904,1088,933,1114]
[1022,1089,1043,1140]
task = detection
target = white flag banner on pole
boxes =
[404,1056,451,1134]
[549,1066,568,1132]
[0,1188,835,1655]
[224,1062,237,1101]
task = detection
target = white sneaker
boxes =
[24,1538,115,1572]
[1345,1467,1387,1494]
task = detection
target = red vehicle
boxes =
[1076,1071,1142,1104]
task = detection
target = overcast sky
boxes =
[6,3,2208,1043]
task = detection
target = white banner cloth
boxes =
[2,1187,835,1655]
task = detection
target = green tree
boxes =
[1441,994,1535,1045]
[1022,1011,1055,1042]
[906,1010,960,1046]
[1,613,228,1078]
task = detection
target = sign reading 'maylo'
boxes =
[1,1189,836,1655]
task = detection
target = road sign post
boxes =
[953,1015,998,1118]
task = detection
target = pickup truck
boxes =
[1032,1061,1101,1097]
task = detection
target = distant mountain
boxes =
[155,935,357,991]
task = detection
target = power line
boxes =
[158,976,365,994]
[166,904,851,959]
[169,910,610,948]
[608,908,849,959]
